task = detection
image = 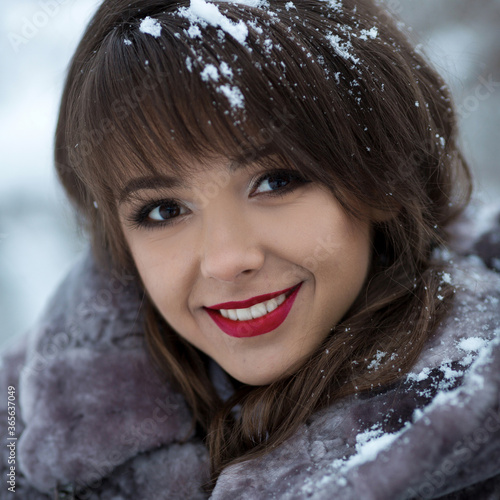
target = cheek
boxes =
[305,214,372,326]
[126,235,195,317]
[274,205,371,283]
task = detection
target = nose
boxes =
[199,205,265,282]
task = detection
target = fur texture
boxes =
[1,206,499,499]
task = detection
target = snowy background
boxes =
[1,0,499,351]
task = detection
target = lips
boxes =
[204,283,302,338]
[208,284,300,310]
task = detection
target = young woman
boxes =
[2,0,499,498]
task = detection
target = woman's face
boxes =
[120,158,372,385]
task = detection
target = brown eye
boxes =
[148,202,185,221]
[252,171,307,196]
[256,173,291,193]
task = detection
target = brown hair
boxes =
[55,0,471,487]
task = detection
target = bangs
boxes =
[68,2,327,201]
[60,0,455,217]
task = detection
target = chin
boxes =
[235,374,276,386]
[227,363,296,386]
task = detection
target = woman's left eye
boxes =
[251,170,307,196]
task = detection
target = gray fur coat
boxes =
[1,205,500,499]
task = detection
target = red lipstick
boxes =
[207,284,298,310]
[205,283,302,338]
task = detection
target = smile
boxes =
[204,283,303,338]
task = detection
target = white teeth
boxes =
[265,298,278,313]
[236,308,253,321]
[250,303,267,318]
[219,292,289,321]
[228,309,239,321]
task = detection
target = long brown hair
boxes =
[55,0,471,487]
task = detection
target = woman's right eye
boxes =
[127,199,189,229]
[148,202,186,222]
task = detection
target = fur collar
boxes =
[16,253,209,496]
[9,205,500,498]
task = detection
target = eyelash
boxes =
[127,169,309,230]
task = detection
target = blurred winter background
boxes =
[0,0,499,351]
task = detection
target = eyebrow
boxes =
[118,157,269,204]
[119,175,184,204]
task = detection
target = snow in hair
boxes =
[215,0,268,6]
[178,0,250,45]
[139,16,162,37]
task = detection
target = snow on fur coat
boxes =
[1,205,500,500]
